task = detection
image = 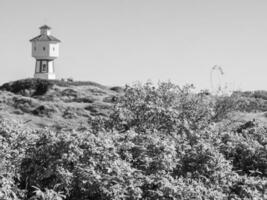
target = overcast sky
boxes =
[1,0,267,91]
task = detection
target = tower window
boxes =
[42,64,47,72]
[34,47,36,51]
[43,47,46,51]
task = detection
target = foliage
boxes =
[94,82,213,134]
[0,79,53,96]
[0,120,37,200]
[234,90,267,101]
[212,95,237,121]
[220,126,267,177]
[0,79,111,97]
[30,187,65,200]
[232,91,267,112]
[0,81,267,200]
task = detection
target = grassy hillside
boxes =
[0,79,123,130]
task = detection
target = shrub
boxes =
[85,102,113,116]
[12,96,39,113]
[220,125,267,177]
[109,86,124,93]
[232,91,267,112]
[30,187,66,200]
[94,82,212,134]
[31,105,56,117]
[1,81,267,200]
[0,79,53,96]
[212,95,237,122]
[0,120,37,199]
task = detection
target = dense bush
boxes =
[0,79,53,96]
[0,79,110,97]
[94,82,213,134]
[212,92,267,120]
[0,82,267,200]
[234,90,267,101]
[220,126,267,177]
[232,91,267,112]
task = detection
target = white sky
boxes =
[1,0,267,91]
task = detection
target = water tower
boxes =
[30,25,61,79]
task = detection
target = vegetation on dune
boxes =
[0,79,109,97]
[0,79,53,96]
[0,79,120,129]
[0,81,267,200]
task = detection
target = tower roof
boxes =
[30,34,61,42]
[30,25,61,42]
[39,25,51,30]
